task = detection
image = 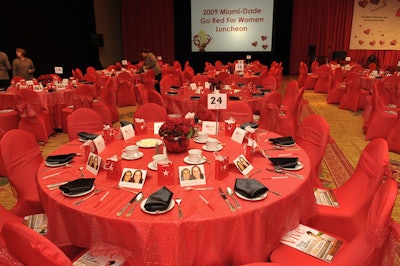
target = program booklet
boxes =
[73,249,125,266]
[23,213,47,235]
[314,188,339,207]
[280,224,343,262]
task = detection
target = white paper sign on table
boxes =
[207,93,227,110]
[231,127,247,144]
[153,122,164,135]
[119,124,135,140]
[235,60,244,71]
[93,135,106,154]
[202,121,218,135]
[54,66,63,74]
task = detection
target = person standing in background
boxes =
[12,48,35,80]
[138,48,162,93]
[0,48,11,90]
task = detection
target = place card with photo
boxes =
[233,154,254,176]
[86,152,101,175]
[178,164,206,187]
[119,168,147,189]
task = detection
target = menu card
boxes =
[280,224,343,263]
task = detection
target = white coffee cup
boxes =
[197,131,208,142]
[206,138,219,150]
[188,149,202,163]
[123,145,139,158]
[152,154,168,168]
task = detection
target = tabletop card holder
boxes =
[214,152,229,180]
[103,155,121,181]
[157,161,174,186]
[102,125,115,144]
[118,124,135,140]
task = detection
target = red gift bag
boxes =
[215,153,229,180]
[157,161,174,186]
[103,156,122,181]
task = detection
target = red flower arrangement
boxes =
[159,118,195,153]
[208,77,222,91]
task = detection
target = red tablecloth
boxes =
[37,125,315,265]
[0,89,74,129]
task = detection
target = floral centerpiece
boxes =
[159,118,195,153]
[208,77,222,91]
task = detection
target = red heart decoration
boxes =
[364,29,371,35]
[369,41,376,46]
[262,45,268,50]
[379,40,385,45]
[390,40,397,45]
[261,36,267,41]
[359,40,364,45]
[396,8,400,17]
[252,42,258,47]
[358,0,367,8]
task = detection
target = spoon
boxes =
[126,192,143,217]
[226,187,241,209]
[273,166,304,179]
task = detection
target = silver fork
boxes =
[175,198,183,219]
[73,189,101,205]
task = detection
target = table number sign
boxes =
[189,83,197,90]
[235,60,245,72]
[207,93,227,110]
[118,124,135,140]
[93,135,106,154]
[121,60,128,65]
[54,66,63,74]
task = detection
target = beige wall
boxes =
[93,0,122,69]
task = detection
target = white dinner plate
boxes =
[275,142,296,147]
[202,144,223,152]
[140,198,175,214]
[61,186,95,198]
[136,138,162,148]
[235,191,268,201]
[183,156,206,165]
[121,152,144,160]
[45,161,70,167]
[147,162,157,171]
[282,161,304,171]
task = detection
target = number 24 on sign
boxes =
[207,93,227,110]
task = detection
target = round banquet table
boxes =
[163,89,272,117]
[37,123,315,265]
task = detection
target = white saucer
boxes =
[194,138,207,144]
[62,186,95,198]
[147,162,157,171]
[282,161,304,171]
[183,156,206,165]
[121,152,144,160]
[202,144,223,152]
[45,161,70,167]
[140,198,175,214]
[235,191,267,201]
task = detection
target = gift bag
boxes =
[157,161,174,186]
[103,155,122,181]
[214,152,229,180]
[102,125,115,144]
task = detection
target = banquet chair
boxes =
[0,206,24,265]
[73,68,84,81]
[261,76,277,91]
[258,91,282,132]
[281,80,299,108]
[225,74,243,86]
[297,61,308,88]
[116,71,136,107]
[192,74,209,86]
[15,89,54,142]
[160,74,181,95]
[295,115,330,188]
[216,71,230,83]
[0,109,19,133]
[256,69,269,86]
[66,108,103,141]
[270,178,397,266]
[276,87,304,137]
[2,222,75,265]
[305,138,390,241]
[326,68,346,104]
[196,94,216,121]
[365,81,398,140]
[339,74,367,111]
[147,89,166,107]
[386,110,400,153]
[134,103,168,122]
[222,101,254,125]
[0,129,44,216]
[182,70,193,84]
[314,65,333,94]
[103,75,120,123]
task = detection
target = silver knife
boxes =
[265,168,304,179]
[218,187,236,212]
[116,194,138,216]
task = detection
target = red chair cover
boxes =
[2,222,72,266]
[314,66,333,94]
[66,108,103,141]
[297,61,308,88]
[116,71,136,107]
[160,74,182,95]
[0,129,44,216]
[216,71,230,83]
[327,68,347,104]
[276,88,305,137]
[258,91,282,132]
[386,110,400,153]
[15,90,54,142]
[0,110,19,133]
[261,76,277,91]
[192,74,209,86]
[339,74,367,111]
[306,138,390,241]
[134,103,168,122]
[196,94,216,121]
[147,90,165,107]
[270,178,397,266]
[225,74,243,86]
[296,115,330,188]
[221,101,254,125]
